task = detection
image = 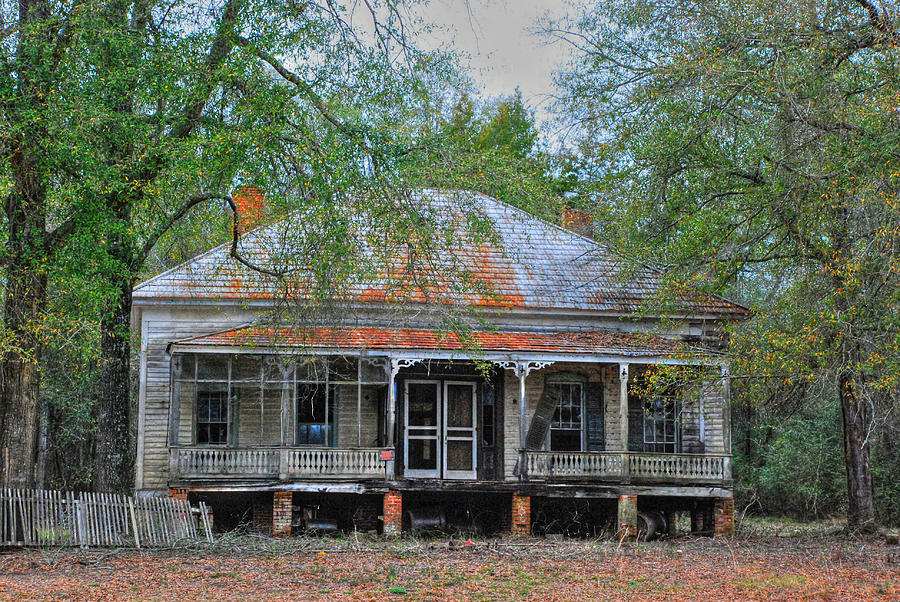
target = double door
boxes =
[404,380,477,479]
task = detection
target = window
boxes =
[643,395,678,453]
[548,383,583,451]
[296,384,335,446]
[196,385,229,445]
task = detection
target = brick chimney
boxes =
[562,206,595,239]
[232,187,265,235]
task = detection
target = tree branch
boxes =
[853,0,900,44]
[140,193,226,260]
[234,35,357,139]
[223,194,288,278]
[169,0,242,140]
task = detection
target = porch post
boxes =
[387,359,399,479]
[280,362,292,446]
[618,363,629,451]
[356,356,362,446]
[518,364,527,449]
[721,365,731,453]
[168,355,183,448]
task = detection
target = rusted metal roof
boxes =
[134,190,749,317]
[171,325,708,357]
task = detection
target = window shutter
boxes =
[525,386,560,450]
[585,382,604,451]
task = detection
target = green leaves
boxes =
[553,0,900,523]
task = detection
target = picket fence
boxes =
[0,488,213,548]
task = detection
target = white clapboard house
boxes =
[132,189,747,537]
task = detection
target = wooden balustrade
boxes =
[523,451,731,484]
[171,447,387,480]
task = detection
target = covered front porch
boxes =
[165,325,731,488]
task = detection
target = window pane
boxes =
[329,357,358,381]
[550,429,581,452]
[263,356,293,382]
[232,355,261,381]
[196,385,229,445]
[447,440,473,471]
[197,355,227,380]
[407,439,437,470]
[173,354,195,380]
[296,383,333,446]
[360,358,388,383]
[408,383,438,427]
[298,358,327,381]
[297,384,327,422]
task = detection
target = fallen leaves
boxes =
[0,534,896,600]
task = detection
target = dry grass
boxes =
[0,528,897,600]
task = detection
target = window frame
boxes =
[642,393,680,453]
[195,385,230,446]
[294,382,336,446]
[546,381,585,452]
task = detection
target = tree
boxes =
[1,0,451,490]
[551,0,900,529]
[401,90,563,218]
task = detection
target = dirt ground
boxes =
[0,531,897,601]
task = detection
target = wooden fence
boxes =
[0,488,213,548]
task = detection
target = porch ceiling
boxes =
[169,325,717,360]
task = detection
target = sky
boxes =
[408,0,579,139]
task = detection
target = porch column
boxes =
[387,360,399,479]
[280,362,292,447]
[518,365,527,449]
[618,363,629,451]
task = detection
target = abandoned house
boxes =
[132,189,748,538]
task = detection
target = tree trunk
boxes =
[839,371,876,531]
[1,8,50,483]
[93,270,135,493]
[0,191,47,489]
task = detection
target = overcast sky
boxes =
[409,0,579,138]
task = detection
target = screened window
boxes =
[549,383,583,451]
[643,395,678,453]
[197,385,229,445]
[296,384,335,446]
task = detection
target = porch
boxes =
[164,328,733,490]
[168,446,731,485]
[521,450,732,485]
[170,446,389,481]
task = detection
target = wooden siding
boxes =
[139,309,256,491]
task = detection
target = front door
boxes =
[403,380,477,479]
[443,381,477,479]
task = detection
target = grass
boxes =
[0,519,896,600]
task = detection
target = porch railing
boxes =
[170,447,388,480]
[523,451,731,484]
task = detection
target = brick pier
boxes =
[714,497,735,537]
[383,490,403,535]
[617,494,638,541]
[272,491,293,538]
[511,492,531,536]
